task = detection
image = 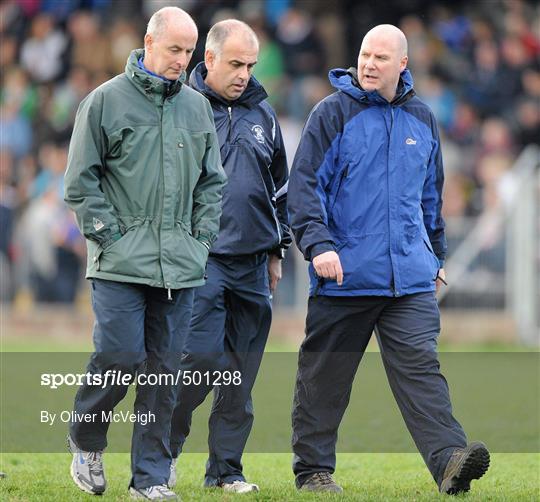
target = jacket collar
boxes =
[125,49,185,100]
[329,66,415,105]
[188,61,268,107]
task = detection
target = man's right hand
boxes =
[312,251,343,286]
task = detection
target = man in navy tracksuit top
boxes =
[169,20,291,493]
[288,25,489,495]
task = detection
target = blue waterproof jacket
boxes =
[288,67,445,297]
[189,62,291,256]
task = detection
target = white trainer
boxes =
[221,480,259,493]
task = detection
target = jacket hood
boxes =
[125,49,185,98]
[329,66,415,105]
[189,61,268,107]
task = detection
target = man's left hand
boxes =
[268,255,282,293]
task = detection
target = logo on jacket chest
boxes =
[251,125,265,144]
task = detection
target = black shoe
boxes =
[299,472,343,493]
[440,442,490,495]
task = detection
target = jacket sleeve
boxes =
[287,97,343,261]
[64,91,121,248]
[422,113,447,267]
[269,114,292,251]
[191,102,227,248]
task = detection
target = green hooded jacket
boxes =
[64,49,226,290]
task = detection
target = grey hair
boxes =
[146,6,197,39]
[205,19,258,57]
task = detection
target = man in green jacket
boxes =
[64,7,225,501]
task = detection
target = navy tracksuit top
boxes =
[189,62,291,257]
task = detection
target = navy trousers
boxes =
[70,279,194,489]
[292,292,467,488]
[170,254,272,486]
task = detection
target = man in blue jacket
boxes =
[169,19,291,494]
[288,24,489,495]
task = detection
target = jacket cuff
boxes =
[269,247,286,260]
[199,240,211,251]
[309,241,335,261]
[193,230,214,247]
[437,258,445,268]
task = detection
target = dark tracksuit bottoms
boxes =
[292,292,467,488]
[170,254,272,486]
[70,278,194,489]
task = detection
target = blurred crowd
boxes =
[1,0,539,304]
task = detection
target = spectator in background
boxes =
[417,74,456,130]
[45,67,92,140]
[513,98,540,148]
[522,64,540,97]
[0,67,36,159]
[0,150,17,302]
[67,11,111,76]
[31,141,67,198]
[0,102,33,161]
[15,141,84,303]
[276,7,325,119]
[447,100,481,150]
[465,40,504,117]
[20,13,67,83]
[21,182,84,303]
[108,18,142,74]
[0,35,18,70]
[248,14,286,108]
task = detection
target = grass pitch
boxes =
[1,452,538,501]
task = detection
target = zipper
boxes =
[386,106,398,296]
[266,171,283,244]
[227,106,232,142]
[157,102,168,295]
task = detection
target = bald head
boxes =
[204,19,259,101]
[363,24,407,57]
[146,7,197,41]
[143,7,198,80]
[357,24,409,102]
[206,19,259,58]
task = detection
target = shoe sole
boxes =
[70,461,105,495]
[440,442,490,495]
[67,436,106,495]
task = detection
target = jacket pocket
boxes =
[423,237,437,259]
[329,164,349,224]
[174,221,209,282]
[99,220,158,278]
[423,237,441,276]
